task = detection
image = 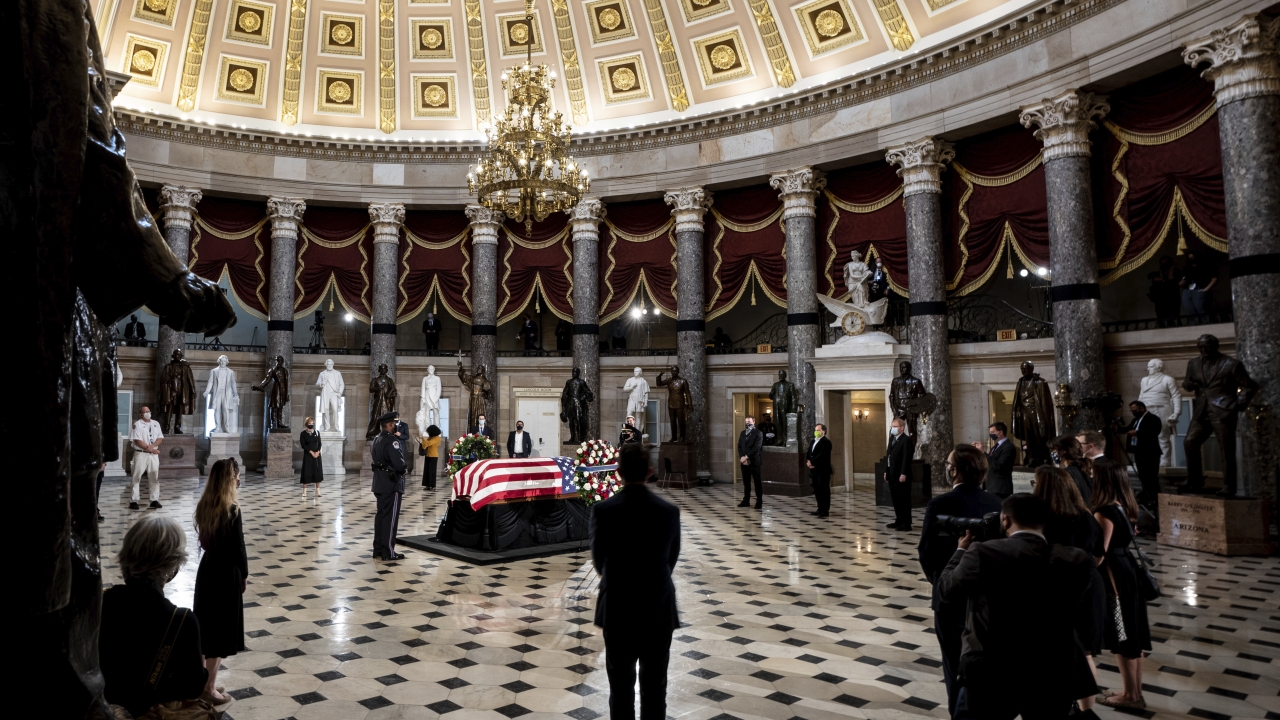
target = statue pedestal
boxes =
[105,433,126,476]
[1157,494,1275,556]
[761,446,811,496]
[158,434,199,480]
[263,431,294,480]
[208,433,243,473]
[658,443,695,489]
[320,431,346,476]
[873,460,932,508]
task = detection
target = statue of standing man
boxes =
[366,363,398,440]
[889,361,926,437]
[316,359,345,433]
[1137,359,1181,468]
[560,368,595,445]
[623,367,650,430]
[768,370,798,446]
[158,348,197,434]
[457,352,493,435]
[418,365,442,437]
[204,355,239,434]
[252,355,291,433]
[1012,361,1055,467]
[656,368,692,443]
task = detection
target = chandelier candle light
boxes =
[468,0,588,232]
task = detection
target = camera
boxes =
[933,512,1002,541]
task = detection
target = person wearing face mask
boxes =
[869,257,888,303]
[300,416,323,498]
[806,424,833,517]
[737,416,764,509]
[473,413,495,441]
[884,417,915,531]
[982,422,1015,498]
[129,406,164,510]
[1125,401,1162,506]
[508,421,533,458]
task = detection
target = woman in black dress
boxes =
[1092,458,1151,711]
[300,415,323,498]
[1033,465,1106,713]
[193,458,249,704]
[1048,434,1094,506]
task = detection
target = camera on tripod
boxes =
[308,311,327,351]
[933,512,1003,541]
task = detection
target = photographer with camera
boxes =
[917,444,1003,717]
[939,493,1098,719]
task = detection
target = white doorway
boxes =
[516,398,561,456]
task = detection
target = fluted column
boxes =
[664,188,713,481]
[266,197,306,430]
[1184,14,1280,499]
[886,138,955,487]
[467,205,504,424]
[770,167,825,444]
[569,198,606,440]
[155,185,202,396]
[1021,90,1110,433]
[368,203,405,384]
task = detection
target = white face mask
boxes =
[142,412,151,420]
[890,426,900,436]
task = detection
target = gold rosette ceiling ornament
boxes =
[468,0,589,233]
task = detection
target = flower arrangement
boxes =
[446,433,497,479]
[573,438,622,506]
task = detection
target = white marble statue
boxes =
[114,361,123,389]
[1138,358,1183,468]
[316,359,346,433]
[204,355,240,434]
[417,365,443,436]
[843,251,871,308]
[816,250,892,345]
[623,367,650,429]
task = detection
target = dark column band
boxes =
[787,312,820,326]
[470,324,498,336]
[267,320,294,332]
[676,319,706,332]
[1229,253,1280,278]
[371,323,397,335]
[908,301,948,317]
[1049,283,1102,303]
[573,323,599,335]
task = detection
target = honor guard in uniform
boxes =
[371,412,408,561]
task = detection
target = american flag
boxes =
[452,456,580,510]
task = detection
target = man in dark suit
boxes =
[1126,401,1162,505]
[806,423,833,517]
[939,493,1097,719]
[985,421,1016,498]
[918,444,1003,717]
[737,416,764,510]
[472,413,495,441]
[590,444,681,720]
[885,417,915,530]
[1181,333,1258,496]
[507,421,532,458]
[421,312,441,351]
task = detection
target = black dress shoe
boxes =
[150,501,162,509]
[386,553,406,560]
[885,522,899,529]
[896,525,913,532]
[129,502,140,510]
[737,500,751,507]
[817,513,829,518]
[754,503,762,510]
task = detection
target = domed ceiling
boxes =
[94,0,1037,141]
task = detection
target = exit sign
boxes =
[997,329,1017,341]
[757,343,772,354]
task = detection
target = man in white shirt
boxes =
[129,406,164,509]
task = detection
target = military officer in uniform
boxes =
[371,412,408,561]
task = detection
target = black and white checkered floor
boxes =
[97,473,1280,720]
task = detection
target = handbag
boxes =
[1109,593,1128,643]
[1122,514,1161,601]
[133,609,221,720]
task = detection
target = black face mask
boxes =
[1050,451,1061,464]
[1133,410,1144,417]
[517,426,524,431]
[989,433,998,440]
[306,424,314,429]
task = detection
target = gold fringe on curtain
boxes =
[949,156,1043,296]
[820,188,903,295]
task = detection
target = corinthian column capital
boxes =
[884,138,955,196]
[1019,90,1110,162]
[158,185,203,231]
[266,197,307,234]
[568,198,606,242]
[769,167,827,219]
[466,205,505,245]
[368,202,406,244]
[1183,14,1280,106]
[664,187,712,234]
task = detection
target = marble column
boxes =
[569,198,606,440]
[266,197,306,432]
[770,167,825,444]
[155,185,202,397]
[467,205,504,425]
[886,138,955,486]
[368,203,405,385]
[664,188,713,482]
[1184,14,1280,499]
[1021,90,1110,433]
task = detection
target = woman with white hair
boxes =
[100,514,209,718]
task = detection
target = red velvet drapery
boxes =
[819,162,907,297]
[599,198,677,322]
[295,206,373,321]
[188,195,270,318]
[402,210,471,323]
[497,215,574,324]
[705,185,787,318]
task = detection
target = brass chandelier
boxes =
[468,0,589,232]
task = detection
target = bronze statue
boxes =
[252,355,291,432]
[1181,334,1259,496]
[768,370,798,446]
[656,367,692,442]
[366,363,398,440]
[157,348,197,434]
[11,1,235,713]
[560,367,595,444]
[889,361,926,437]
[458,353,493,434]
[1012,361,1056,467]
